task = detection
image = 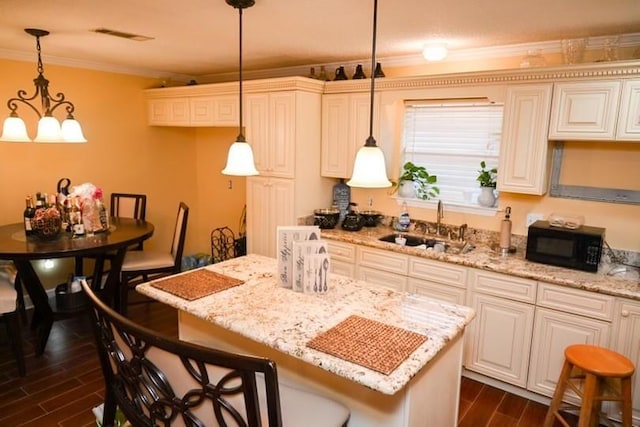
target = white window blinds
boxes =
[401,101,503,205]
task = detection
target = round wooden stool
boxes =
[543,344,635,427]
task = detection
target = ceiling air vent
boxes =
[93,28,154,41]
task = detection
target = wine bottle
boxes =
[23,196,36,236]
[69,196,85,236]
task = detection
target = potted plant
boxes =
[477,161,497,207]
[392,161,440,200]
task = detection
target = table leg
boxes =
[100,248,127,312]
[13,259,53,356]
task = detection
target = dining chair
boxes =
[82,281,350,427]
[110,192,147,250]
[210,226,237,263]
[119,202,189,315]
[0,274,25,376]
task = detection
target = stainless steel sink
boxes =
[378,233,472,254]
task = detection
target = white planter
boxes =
[478,186,497,207]
[398,181,417,198]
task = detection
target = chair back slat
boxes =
[171,202,189,272]
[83,280,283,427]
[110,193,147,220]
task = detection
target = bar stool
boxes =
[543,344,635,427]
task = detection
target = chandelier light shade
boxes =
[347,0,391,188]
[0,28,87,143]
[222,0,259,176]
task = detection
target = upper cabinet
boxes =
[616,79,640,141]
[321,92,379,178]
[147,96,238,127]
[548,80,621,140]
[148,98,190,126]
[498,84,553,195]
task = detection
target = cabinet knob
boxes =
[621,310,630,317]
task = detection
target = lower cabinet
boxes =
[356,246,409,291]
[611,298,640,425]
[464,269,536,387]
[326,241,356,278]
[407,256,468,305]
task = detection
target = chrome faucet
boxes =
[436,200,444,236]
[458,223,468,242]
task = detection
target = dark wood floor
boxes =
[1,302,586,426]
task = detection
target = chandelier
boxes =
[0,28,86,143]
[221,0,259,176]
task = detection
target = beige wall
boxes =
[0,59,245,287]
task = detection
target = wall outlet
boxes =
[526,213,544,227]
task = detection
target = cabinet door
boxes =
[148,98,190,126]
[611,299,640,424]
[527,307,611,399]
[548,80,621,140]
[498,84,553,195]
[245,94,269,174]
[190,98,214,125]
[465,293,535,387]
[246,177,294,258]
[268,92,295,178]
[330,259,356,278]
[321,94,350,177]
[616,79,640,141]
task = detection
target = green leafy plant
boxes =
[477,161,497,188]
[392,161,440,200]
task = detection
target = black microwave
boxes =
[525,220,605,272]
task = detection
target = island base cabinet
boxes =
[465,293,534,388]
[526,307,611,400]
[178,311,465,427]
[610,299,640,425]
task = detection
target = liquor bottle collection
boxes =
[23,190,109,239]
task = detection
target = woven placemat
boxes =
[151,269,243,301]
[307,315,427,375]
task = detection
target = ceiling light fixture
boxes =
[347,0,391,188]
[0,28,86,143]
[422,42,448,61]
[222,0,259,176]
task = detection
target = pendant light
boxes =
[346,0,391,188]
[222,0,259,176]
[1,29,86,143]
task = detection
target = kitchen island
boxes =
[137,254,476,427]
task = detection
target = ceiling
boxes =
[0,0,639,83]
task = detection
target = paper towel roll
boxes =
[500,219,512,250]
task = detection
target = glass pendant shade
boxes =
[347,145,392,188]
[0,116,30,142]
[34,116,62,142]
[222,140,259,176]
[61,117,87,142]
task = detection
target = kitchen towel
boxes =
[307,315,427,375]
[151,269,243,301]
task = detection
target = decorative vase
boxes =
[478,186,496,207]
[398,181,417,198]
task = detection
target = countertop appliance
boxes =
[525,220,605,272]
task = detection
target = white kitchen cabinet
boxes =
[406,256,468,304]
[616,79,640,141]
[148,98,190,126]
[548,80,622,140]
[190,96,238,126]
[465,270,537,387]
[321,92,379,178]
[355,246,408,291]
[246,177,294,258]
[611,298,640,425]
[245,92,296,178]
[357,265,408,291]
[498,84,553,195]
[527,282,613,399]
[327,241,356,278]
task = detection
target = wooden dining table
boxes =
[0,217,154,355]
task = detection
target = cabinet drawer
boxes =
[407,277,466,305]
[469,269,537,303]
[330,259,355,279]
[537,282,614,321]
[357,266,407,292]
[356,247,408,276]
[327,241,356,263]
[408,256,467,289]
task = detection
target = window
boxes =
[401,100,503,207]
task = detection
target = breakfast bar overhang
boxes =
[137,254,476,427]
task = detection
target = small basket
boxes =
[32,215,62,240]
[55,283,87,311]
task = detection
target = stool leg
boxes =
[544,359,573,427]
[578,373,598,427]
[620,377,633,427]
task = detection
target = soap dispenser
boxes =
[500,206,512,255]
[396,201,411,232]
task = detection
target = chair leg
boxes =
[4,311,26,376]
[620,377,633,427]
[119,275,129,316]
[578,373,598,427]
[102,390,118,427]
[544,359,573,427]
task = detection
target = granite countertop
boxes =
[320,226,640,301]
[136,254,475,395]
